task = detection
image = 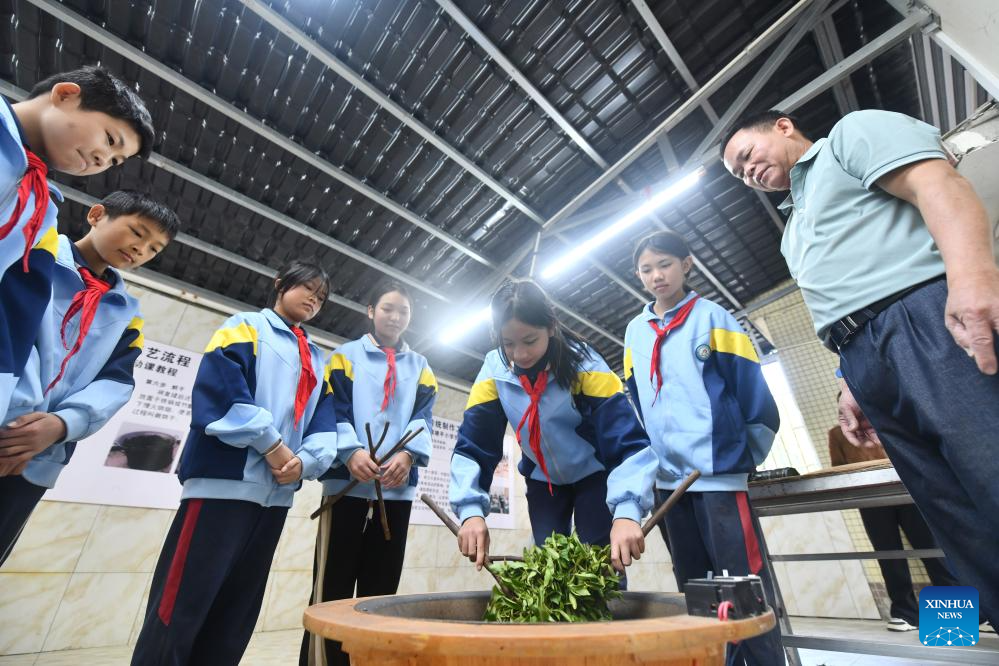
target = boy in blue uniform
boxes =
[0,190,179,565]
[0,66,154,419]
[624,231,783,666]
[451,279,658,575]
[133,261,339,666]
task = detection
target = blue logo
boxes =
[919,586,979,646]
[695,344,711,361]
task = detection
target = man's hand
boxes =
[878,160,999,374]
[945,268,999,375]
[0,413,66,475]
[837,381,881,449]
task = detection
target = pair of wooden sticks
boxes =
[419,469,702,596]
[309,424,425,522]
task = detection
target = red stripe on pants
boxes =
[158,499,203,626]
[735,491,763,575]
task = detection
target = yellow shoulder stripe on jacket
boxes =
[466,378,499,410]
[127,316,145,350]
[623,347,634,380]
[326,353,354,381]
[419,366,438,392]
[32,226,59,257]
[205,321,258,355]
[709,328,759,363]
[572,370,623,398]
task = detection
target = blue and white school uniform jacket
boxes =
[0,97,61,419]
[450,345,659,524]
[624,292,779,493]
[178,309,338,508]
[6,235,142,488]
[321,335,437,502]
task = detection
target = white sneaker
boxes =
[886,618,917,632]
[980,622,995,634]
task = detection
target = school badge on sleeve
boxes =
[695,344,711,361]
[919,586,979,646]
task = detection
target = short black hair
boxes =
[99,190,180,239]
[273,260,331,306]
[718,109,811,158]
[29,66,155,159]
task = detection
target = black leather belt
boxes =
[822,276,944,353]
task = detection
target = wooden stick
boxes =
[641,470,701,537]
[366,423,392,541]
[420,494,516,598]
[310,427,424,520]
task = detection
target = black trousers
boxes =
[300,495,412,666]
[840,279,999,625]
[0,474,47,566]
[131,498,288,666]
[859,504,958,625]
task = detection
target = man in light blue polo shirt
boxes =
[721,109,999,627]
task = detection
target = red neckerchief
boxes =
[0,150,49,272]
[46,267,111,393]
[648,296,699,404]
[516,371,553,495]
[291,326,317,429]
[380,345,398,411]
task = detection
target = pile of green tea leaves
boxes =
[483,531,621,622]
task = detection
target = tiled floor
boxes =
[2,622,995,665]
[0,630,301,665]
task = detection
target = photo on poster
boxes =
[410,415,518,530]
[44,338,202,510]
[104,422,183,473]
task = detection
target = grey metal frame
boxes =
[53,182,487,365]
[748,465,999,664]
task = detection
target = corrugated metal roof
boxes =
[1,0,926,379]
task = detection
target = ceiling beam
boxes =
[26,0,495,268]
[54,183,486,364]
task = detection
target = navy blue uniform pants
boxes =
[526,470,614,548]
[131,498,287,666]
[0,474,46,566]
[658,489,784,666]
[840,278,999,626]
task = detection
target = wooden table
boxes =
[303,591,776,665]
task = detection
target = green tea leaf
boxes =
[482,532,622,623]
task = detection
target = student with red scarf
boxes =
[302,281,437,666]
[624,231,782,666]
[0,191,178,565]
[0,66,154,424]
[133,260,337,666]
[450,279,658,579]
